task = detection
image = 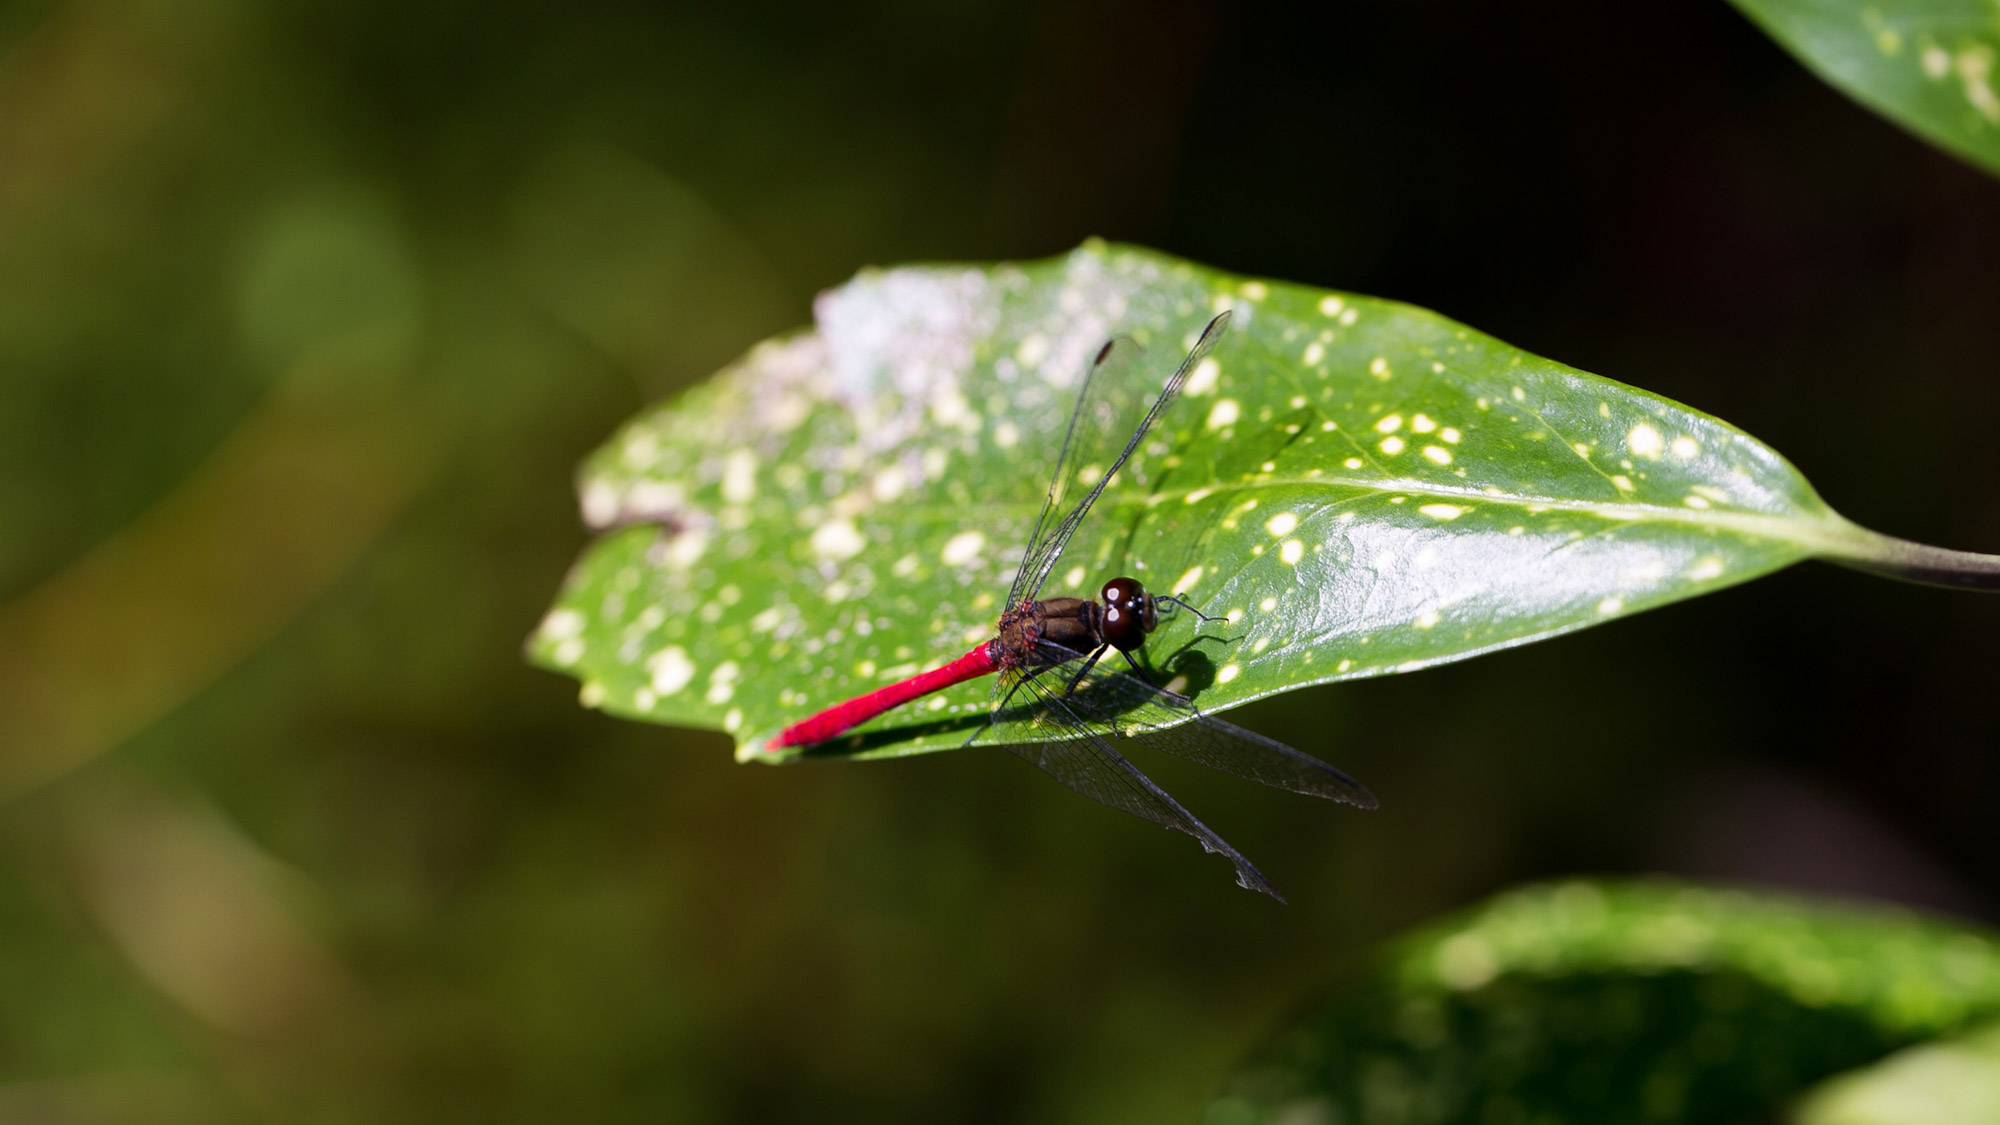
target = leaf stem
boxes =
[1824,524,2000,592]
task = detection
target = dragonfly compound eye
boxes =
[1099,577,1156,650]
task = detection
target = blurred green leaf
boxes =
[505,143,796,390]
[1728,0,2000,176]
[1208,880,2000,1125]
[235,185,422,379]
[528,241,1995,760]
[1795,1020,2000,1125]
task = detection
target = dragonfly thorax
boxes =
[994,575,1161,669]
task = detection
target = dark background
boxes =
[0,1,1995,1121]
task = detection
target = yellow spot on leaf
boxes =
[1172,566,1204,595]
[704,661,740,705]
[647,647,696,695]
[871,465,907,501]
[721,449,758,502]
[1923,43,1951,79]
[940,530,986,565]
[1185,356,1222,396]
[1957,46,2000,122]
[1628,423,1664,458]
[811,518,866,560]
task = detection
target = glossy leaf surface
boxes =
[1211,880,2000,1125]
[528,241,1975,761]
[1730,0,2000,176]
[1796,1020,2000,1124]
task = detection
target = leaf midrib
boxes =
[1144,473,1848,550]
[707,470,1853,567]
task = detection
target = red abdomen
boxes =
[765,642,1000,750]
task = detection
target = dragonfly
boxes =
[766,310,1376,900]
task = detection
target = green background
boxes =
[1,2,1997,1122]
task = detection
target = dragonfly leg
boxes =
[1064,644,1108,697]
[1001,658,1071,710]
[1118,647,1189,702]
[1155,594,1225,624]
[969,655,1082,748]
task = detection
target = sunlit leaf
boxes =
[1209,880,2000,1125]
[1729,0,2000,176]
[1795,1020,2000,1125]
[527,241,1997,761]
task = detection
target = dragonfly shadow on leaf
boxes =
[1131,645,1221,699]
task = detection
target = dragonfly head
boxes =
[1098,576,1157,651]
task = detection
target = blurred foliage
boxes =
[1729,0,2000,177]
[0,1,1997,1123]
[1212,881,2000,1124]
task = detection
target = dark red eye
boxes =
[1098,577,1155,651]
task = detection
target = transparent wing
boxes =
[997,673,1284,901]
[1006,311,1232,609]
[1046,653,1378,809]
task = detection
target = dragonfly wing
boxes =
[1007,311,1232,608]
[1059,655,1378,809]
[994,674,1284,901]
